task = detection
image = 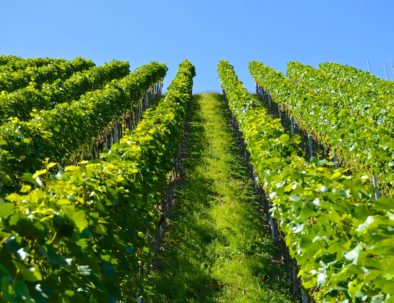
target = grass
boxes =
[148,93,292,302]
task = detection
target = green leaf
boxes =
[63,206,88,232]
[20,173,37,185]
[77,238,88,251]
[94,224,107,235]
[32,169,47,179]
[0,203,14,219]
[22,137,32,144]
[344,243,363,265]
[356,216,375,233]
[284,183,293,193]
[0,171,11,184]
[375,197,394,211]
[13,280,30,300]
[46,162,57,170]
[64,165,80,172]
[289,194,300,202]
[20,184,31,193]
[13,262,42,282]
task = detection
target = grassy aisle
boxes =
[149,93,292,302]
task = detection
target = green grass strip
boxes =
[149,93,292,303]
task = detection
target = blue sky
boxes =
[1,0,393,92]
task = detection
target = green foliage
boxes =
[0,60,130,123]
[250,61,394,195]
[0,55,66,71]
[219,60,394,302]
[0,61,167,193]
[0,60,195,302]
[0,57,94,93]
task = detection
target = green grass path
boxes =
[149,93,292,302]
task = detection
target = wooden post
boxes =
[91,145,96,160]
[118,122,122,139]
[113,122,120,143]
[372,175,380,200]
[138,99,142,121]
[307,133,313,158]
[333,153,338,168]
[277,104,282,120]
[106,132,111,150]
[290,117,295,136]
[269,214,278,243]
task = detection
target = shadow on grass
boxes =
[148,95,220,303]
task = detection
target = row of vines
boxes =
[0,54,195,302]
[218,60,393,302]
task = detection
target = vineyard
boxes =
[0,55,393,303]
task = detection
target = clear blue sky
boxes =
[1,0,393,92]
